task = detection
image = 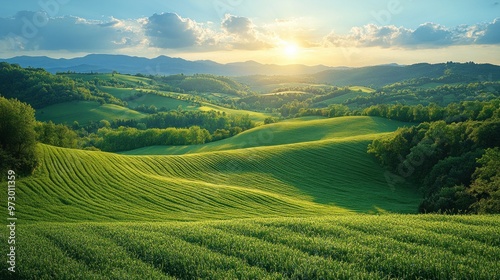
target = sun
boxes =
[283,42,299,57]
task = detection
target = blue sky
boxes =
[0,0,499,66]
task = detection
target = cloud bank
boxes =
[324,19,500,48]
[0,11,498,55]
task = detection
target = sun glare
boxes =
[284,42,299,57]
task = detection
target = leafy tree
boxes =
[35,121,78,148]
[468,148,500,213]
[0,97,38,175]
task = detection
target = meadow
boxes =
[122,116,410,155]
[10,117,420,224]
[3,216,499,279]
[35,101,147,125]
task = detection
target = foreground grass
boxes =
[2,215,498,279]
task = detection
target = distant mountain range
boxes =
[1,54,499,87]
[0,54,334,76]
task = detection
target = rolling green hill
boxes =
[100,87,196,110]
[35,101,147,125]
[11,116,420,224]
[199,102,271,122]
[123,116,411,155]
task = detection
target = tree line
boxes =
[367,103,500,213]
[294,99,500,123]
[45,109,254,152]
[95,126,212,152]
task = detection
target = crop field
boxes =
[35,101,147,125]
[2,116,498,279]
[13,134,418,223]
[2,215,498,279]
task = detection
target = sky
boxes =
[0,0,499,66]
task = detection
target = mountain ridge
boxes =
[0,54,335,76]
[2,54,500,87]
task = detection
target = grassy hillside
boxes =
[15,144,339,222]
[35,100,147,125]
[199,102,271,122]
[65,73,152,85]
[123,116,411,155]
[8,116,420,225]
[3,215,499,279]
[100,87,195,110]
[15,136,419,223]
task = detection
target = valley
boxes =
[0,60,499,279]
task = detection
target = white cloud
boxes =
[324,19,500,48]
[0,11,498,56]
[220,14,272,50]
[0,11,142,52]
[144,13,208,49]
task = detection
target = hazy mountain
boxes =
[313,62,500,87]
[2,54,499,88]
[0,54,333,76]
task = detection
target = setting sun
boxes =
[283,42,299,56]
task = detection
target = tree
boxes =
[468,148,500,213]
[35,121,78,148]
[264,117,277,124]
[0,97,38,175]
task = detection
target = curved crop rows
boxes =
[5,215,499,279]
[11,117,422,222]
[17,139,419,221]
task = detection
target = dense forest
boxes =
[0,63,123,108]
[367,101,500,214]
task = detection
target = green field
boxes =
[123,116,410,155]
[247,82,328,94]
[64,73,153,85]
[35,101,147,125]
[3,216,499,279]
[2,115,499,279]
[199,102,271,122]
[100,87,196,110]
[349,86,376,93]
